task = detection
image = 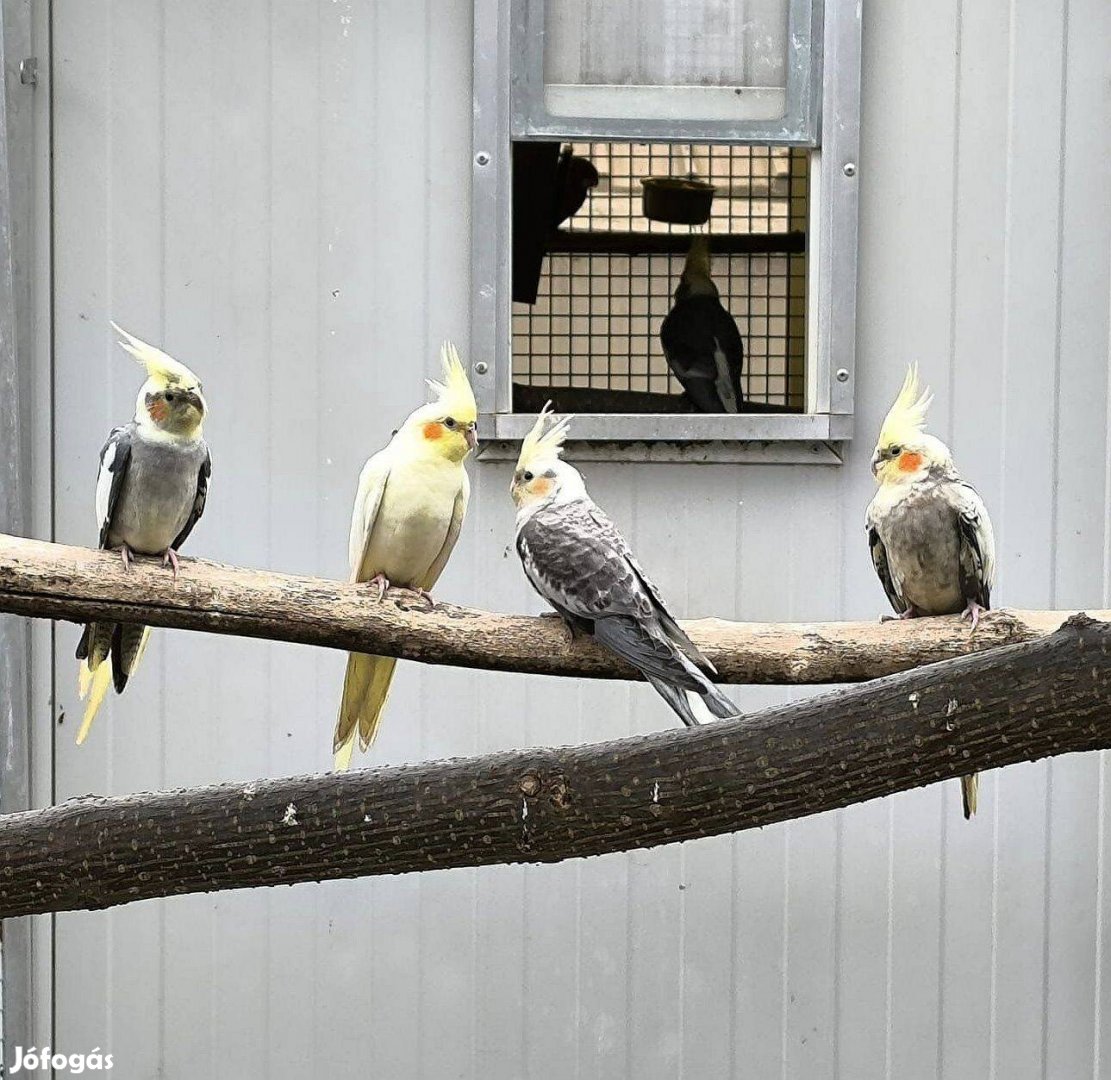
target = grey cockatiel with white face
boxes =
[510,407,739,728]
[659,235,745,413]
[75,324,211,743]
[866,364,995,818]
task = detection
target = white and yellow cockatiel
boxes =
[866,364,996,818]
[76,324,211,743]
[334,343,478,769]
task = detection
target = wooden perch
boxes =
[511,383,802,416]
[0,533,1105,684]
[0,615,1107,918]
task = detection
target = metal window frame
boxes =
[470,0,861,463]
[0,0,42,1059]
[510,0,824,146]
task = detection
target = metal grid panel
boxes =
[512,142,808,411]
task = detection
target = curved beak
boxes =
[870,449,882,477]
[464,424,478,452]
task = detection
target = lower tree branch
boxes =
[0,533,1103,684]
[1,615,1107,918]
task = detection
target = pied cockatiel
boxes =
[511,407,738,728]
[659,235,745,413]
[866,364,996,819]
[334,343,478,770]
[75,324,211,743]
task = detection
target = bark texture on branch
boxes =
[0,533,1104,685]
[0,615,1107,918]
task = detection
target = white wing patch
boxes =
[347,450,392,581]
[95,441,116,531]
[711,338,738,413]
[954,482,997,590]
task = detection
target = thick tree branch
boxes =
[0,615,1107,918]
[0,533,1104,684]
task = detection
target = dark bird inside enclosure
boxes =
[551,144,600,229]
[659,235,746,413]
[512,141,599,304]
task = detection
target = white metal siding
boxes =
[37,0,1111,1077]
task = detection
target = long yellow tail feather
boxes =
[76,626,152,744]
[76,661,112,745]
[333,653,398,771]
[960,772,979,819]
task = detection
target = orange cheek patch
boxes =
[422,422,444,440]
[147,399,169,424]
[898,450,924,473]
[531,477,554,497]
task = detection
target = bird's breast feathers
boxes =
[105,430,208,554]
[359,456,465,585]
[867,476,990,614]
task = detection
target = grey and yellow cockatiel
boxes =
[75,324,211,743]
[511,407,739,727]
[866,364,996,819]
[659,235,745,413]
[334,343,478,770]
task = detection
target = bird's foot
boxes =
[161,547,181,580]
[962,601,986,631]
[119,544,133,571]
[367,573,391,602]
[413,587,436,609]
[880,606,919,623]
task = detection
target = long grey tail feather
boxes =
[701,680,741,720]
[647,673,741,728]
[646,675,704,727]
[110,623,148,693]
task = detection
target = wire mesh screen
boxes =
[512,142,808,414]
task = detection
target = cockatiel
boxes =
[866,364,996,819]
[511,407,738,728]
[75,324,211,743]
[334,343,477,770]
[659,235,745,413]
[551,144,599,229]
[512,143,600,304]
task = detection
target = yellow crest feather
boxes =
[426,341,477,424]
[111,322,201,389]
[878,363,933,447]
[684,234,712,278]
[516,402,574,472]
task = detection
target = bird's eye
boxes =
[889,445,901,457]
[523,471,534,482]
[444,417,456,429]
[164,392,176,403]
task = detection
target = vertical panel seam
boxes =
[883,799,894,1080]
[1044,8,1071,1071]
[989,0,1019,1066]
[1092,758,1106,1078]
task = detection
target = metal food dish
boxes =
[640,177,716,224]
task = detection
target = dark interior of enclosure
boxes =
[511,142,809,415]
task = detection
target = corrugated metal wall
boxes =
[37,0,1111,1076]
